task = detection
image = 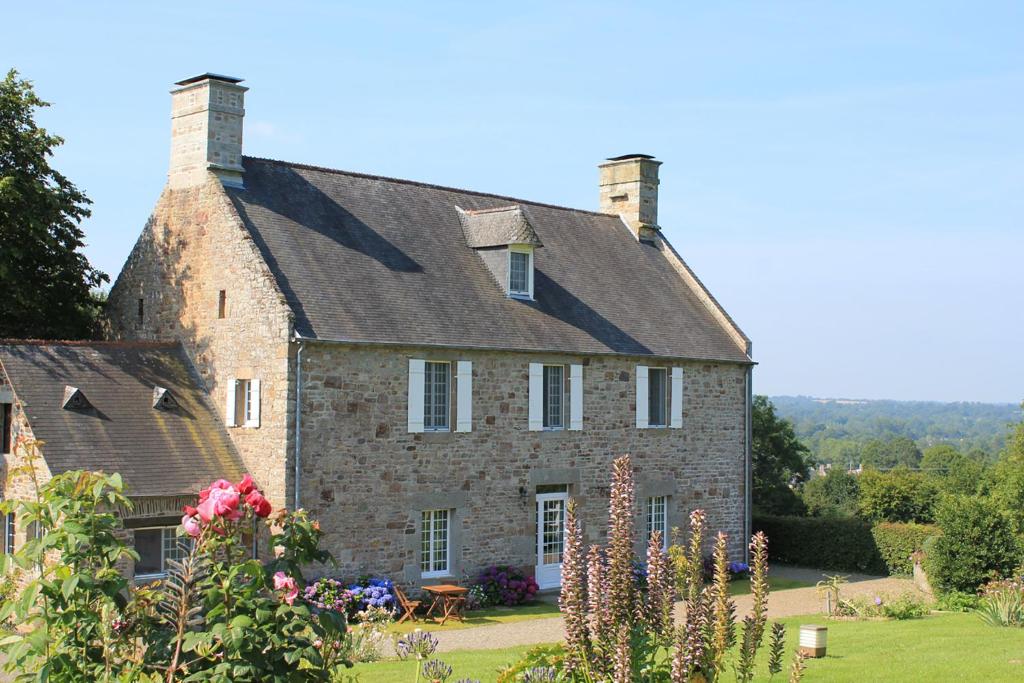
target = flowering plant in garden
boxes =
[552,454,806,682]
[976,574,1024,627]
[0,436,351,681]
[349,576,396,610]
[472,565,539,607]
[304,577,357,614]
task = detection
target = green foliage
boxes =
[857,468,938,523]
[870,523,937,575]
[771,396,1021,466]
[860,436,922,470]
[0,69,108,339]
[753,515,885,574]
[800,468,859,518]
[752,396,811,516]
[985,444,1024,534]
[925,495,1021,594]
[934,591,980,612]
[834,593,929,620]
[0,440,142,680]
[0,438,353,681]
[975,576,1024,628]
[496,644,565,683]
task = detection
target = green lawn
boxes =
[388,601,561,634]
[349,612,1024,682]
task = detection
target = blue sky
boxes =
[5,1,1022,403]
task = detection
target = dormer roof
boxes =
[457,205,543,249]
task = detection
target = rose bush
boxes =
[0,436,351,682]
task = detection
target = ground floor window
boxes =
[646,496,668,549]
[135,527,191,578]
[421,509,450,578]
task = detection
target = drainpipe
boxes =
[744,361,753,562]
[293,337,305,512]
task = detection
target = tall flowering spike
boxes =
[682,596,708,680]
[612,624,632,683]
[560,498,589,674]
[586,544,611,670]
[645,530,672,640]
[685,509,706,606]
[748,531,770,646]
[670,626,687,683]
[606,455,637,630]
[709,531,737,674]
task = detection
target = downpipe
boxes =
[294,337,305,512]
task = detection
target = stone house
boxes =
[99,72,750,589]
[0,341,244,579]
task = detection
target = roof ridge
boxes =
[243,156,616,219]
[0,339,180,349]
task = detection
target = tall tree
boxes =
[752,395,811,515]
[860,436,922,470]
[0,69,107,338]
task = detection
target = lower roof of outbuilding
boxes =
[0,341,245,498]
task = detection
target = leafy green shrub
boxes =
[858,468,939,523]
[496,643,565,683]
[935,590,980,612]
[801,468,860,518]
[871,522,938,575]
[925,495,1022,593]
[833,593,929,620]
[753,515,885,573]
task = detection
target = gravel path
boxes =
[434,566,921,653]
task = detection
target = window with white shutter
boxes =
[528,363,544,431]
[408,359,425,433]
[636,366,649,429]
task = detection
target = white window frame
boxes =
[646,496,669,550]
[227,378,261,428]
[2,507,13,555]
[542,364,565,430]
[423,361,451,432]
[133,526,192,580]
[507,245,534,299]
[421,509,451,578]
[647,367,669,428]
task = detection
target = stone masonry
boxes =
[298,343,747,583]
[106,177,294,511]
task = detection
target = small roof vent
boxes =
[61,386,91,411]
[153,386,179,411]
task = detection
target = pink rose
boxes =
[181,514,202,538]
[245,490,272,518]
[238,474,256,496]
[273,571,298,606]
[183,505,198,517]
[196,482,241,522]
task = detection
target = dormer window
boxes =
[508,246,534,299]
[457,205,543,301]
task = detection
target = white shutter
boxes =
[456,360,473,432]
[671,367,683,428]
[408,359,425,433]
[635,366,649,429]
[569,364,583,431]
[248,378,262,428]
[225,378,237,427]
[528,363,543,431]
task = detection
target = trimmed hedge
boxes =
[754,515,885,574]
[871,522,938,575]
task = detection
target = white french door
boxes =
[535,491,569,590]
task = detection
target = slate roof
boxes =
[458,205,544,248]
[0,341,245,498]
[225,157,751,363]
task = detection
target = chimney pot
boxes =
[599,154,662,241]
[169,74,247,189]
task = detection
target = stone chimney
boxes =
[169,74,247,189]
[598,154,662,241]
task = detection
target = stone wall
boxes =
[297,342,748,585]
[105,175,295,510]
[0,375,51,555]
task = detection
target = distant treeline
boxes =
[770,395,1023,465]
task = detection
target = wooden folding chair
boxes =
[394,584,422,624]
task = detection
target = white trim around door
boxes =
[535,490,569,590]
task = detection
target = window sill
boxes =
[421,572,453,581]
[508,293,533,301]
